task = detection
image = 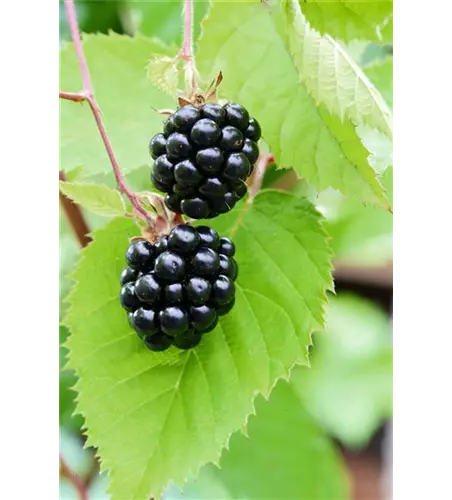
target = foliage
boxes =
[64,191,333,498]
[292,294,393,447]
[59,1,393,498]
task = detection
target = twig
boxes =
[65,0,92,91]
[59,171,92,248]
[59,90,86,102]
[60,454,88,500]
[60,0,152,226]
[230,154,275,237]
[178,0,198,94]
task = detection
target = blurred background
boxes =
[59,1,393,499]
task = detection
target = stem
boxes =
[60,454,88,500]
[230,154,275,237]
[59,90,86,102]
[247,153,274,202]
[60,0,152,225]
[59,171,92,248]
[64,0,92,92]
[181,0,193,58]
[84,96,151,222]
[179,0,198,94]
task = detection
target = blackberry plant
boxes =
[59,0,393,498]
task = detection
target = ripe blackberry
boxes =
[119,225,238,351]
[149,102,261,218]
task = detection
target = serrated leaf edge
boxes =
[59,180,127,217]
[63,190,334,498]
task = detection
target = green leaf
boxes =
[57,325,83,432]
[167,380,349,500]
[299,0,393,43]
[60,210,80,314]
[320,166,393,265]
[64,190,333,499]
[147,55,179,96]
[283,0,392,139]
[379,12,393,43]
[364,56,393,109]
[59,181,126,217]
[358,126,393,175]
[132,1,182,44]
[130,0,208,46]
[197,0,391,208]
[60,34,175,178]
[291,293,393,447]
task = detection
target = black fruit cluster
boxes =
[149,102,261,219]
[119,224,238,351]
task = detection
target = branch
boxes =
[64,0,92,92]
[60,0,152,226]
[59,171,92,248]
[230,154,275,237]
[247,153,274,202]
[60,454,88,500]
[59,90,86,102]
[178,0,198,94]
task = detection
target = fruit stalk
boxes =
[60,0,152,226]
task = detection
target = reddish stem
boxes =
[59,171,92,248]
[64,0,92,92]
[247,153,274,202]
[84,95,151,222]
[60,454,88,500]
[59,90,86,102]
[60,0,152,225]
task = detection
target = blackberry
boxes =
[159,306,189,337]
[131,307,159,337]
[218,237,235,257]
[173,329,202,350]
[164,283,184,304]
[219,126,244,152]
[120,267,139,285]
[149,133,166,159]
[135,274,161,304]
[153,155,175,182]
[180,197,210,219]
[119,283,141,312]
[166,133,192,160]
[144,333,173,351]
[150,102,261,218]
[126,240,154,270]
[119,224,238,351]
